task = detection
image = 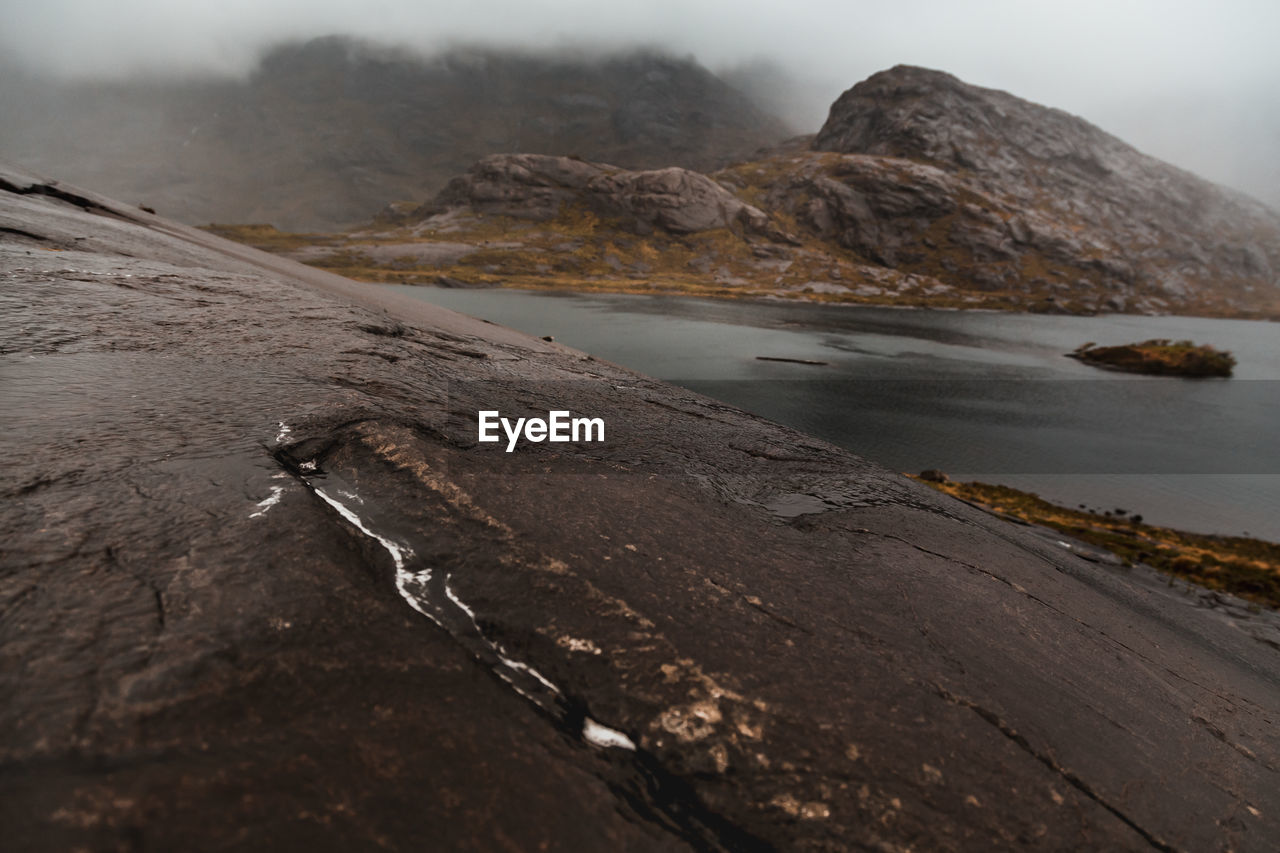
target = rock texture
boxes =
[0,38,789,230]
[796,65,1280,314]
[4,166,1280,851]
[417,154,773,236]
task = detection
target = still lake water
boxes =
[384,285,1280,541]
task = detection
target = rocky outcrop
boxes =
[792,65,1280,314]
[419,153,773,236]
[1067,339,1237,377]
[815,65,1137,180]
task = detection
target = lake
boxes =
[383,285,1280,541]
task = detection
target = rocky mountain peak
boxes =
[814,64,1145,185]
[795,65,1280,314]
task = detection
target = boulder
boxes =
[418,154,774,236]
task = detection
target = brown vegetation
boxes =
[913,477,1279,608]
[1067,339,1236,377]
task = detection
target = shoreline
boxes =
[203,224,1280,322]
[912,475,1280,609]
[349,274,1280,321]
[381,281,1280,333]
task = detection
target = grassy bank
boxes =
[912,476,1279,609]
[204,221,1280,320]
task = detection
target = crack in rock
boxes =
[932,683,1180,852]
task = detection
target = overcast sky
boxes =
[3,0,1278,205]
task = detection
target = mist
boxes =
[2,0,1278,207]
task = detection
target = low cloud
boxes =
[3,0,1277,205]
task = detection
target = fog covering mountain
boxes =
[266,65,1280,317]
[0,36,790,230]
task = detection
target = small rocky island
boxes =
[1067,339,1236,377]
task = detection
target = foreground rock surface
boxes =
[3,166,1279,851]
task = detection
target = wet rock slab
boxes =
[2,165,1278,851]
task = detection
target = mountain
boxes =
[242,65,1280,317]
[0,37,790,230]
[794,65,1280,314]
